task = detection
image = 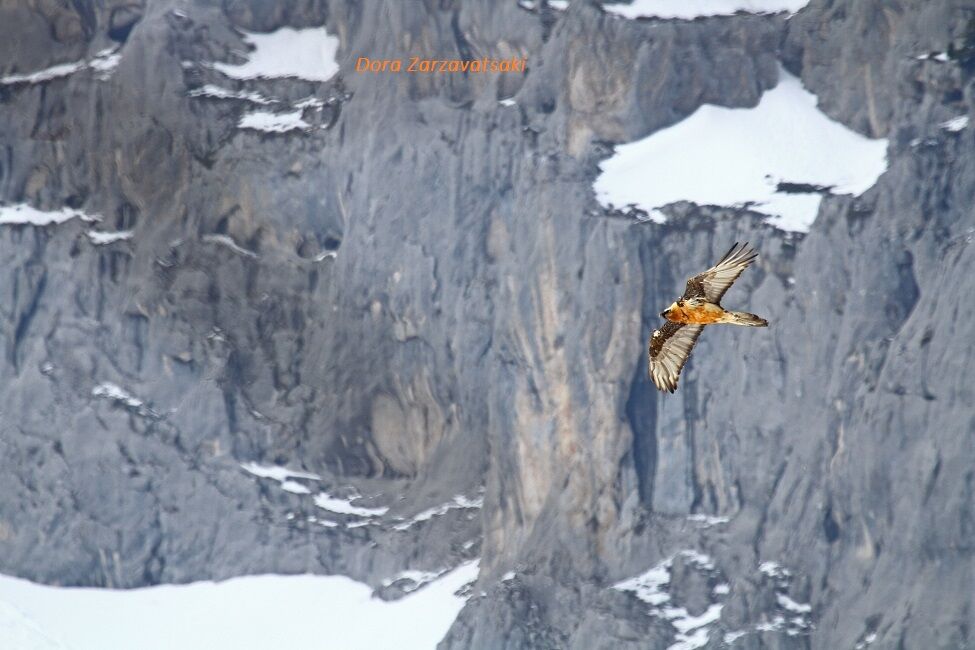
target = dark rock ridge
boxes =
[0,1,972,648]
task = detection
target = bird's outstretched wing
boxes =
[648,321,705,393]
[682,242,759,303]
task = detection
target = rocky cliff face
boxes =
[1,0,972,648]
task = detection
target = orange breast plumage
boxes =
[668,303,727,325]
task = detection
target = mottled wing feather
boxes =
[682,277,706,300]
[648,322,705,393]
[682,241,759,303]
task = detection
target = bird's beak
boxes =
[659,311,667,319]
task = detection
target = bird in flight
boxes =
[648,242,767,393]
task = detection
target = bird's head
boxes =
[660,300,684,320]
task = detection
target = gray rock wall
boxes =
[0,0,972,648]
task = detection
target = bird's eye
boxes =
[678,300,684,307]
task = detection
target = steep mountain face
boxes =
[1,1,972,648]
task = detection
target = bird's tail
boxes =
[725,311,768,327]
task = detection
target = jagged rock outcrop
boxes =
[1,1,972,648]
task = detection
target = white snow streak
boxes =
[686,514,730,527]
[916,52,951,63]
[313,493,389,518]
[293,96,325,110]
[724,630,748,644]
[0,204,100,227]
[212,27,340,82]
[601,0,808,20]
[91,383,143,409]
[188,84,275,105]
[239,463,400,527]
[86,230,133,245]
[240,463,322,482]
[238,109,310,133]
[279,480,312,495]
[0,61,84,85]
[87,49,122,80]
[0,48,122,85]
[592,67,888,232]
[941,115,969,132]
[758,561,791,579]
[776,593,812,613]
[392,495,484,531]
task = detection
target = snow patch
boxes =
[0,204,100,227]
[592,67,888,233]
[280,480,312,495]
[0,561,479,650]
[87,230,132,245]
[612,550,725,650]
[188,84,275,105]
[941,115,969,132]
[756,615,786,632]
[755,561,812,637]
[499,97,517,107]
[0,61,84,85]
[758,561,791,580]
[776,593,812,614]
[916,52,951,63]
[88,49,122,80]
[240,463,321,482]
[724,629,748,644]
[666,603,724,649]
[392,494,484,531]
[549,0,570,9]
[686,514,730,527]
[0,600,68,650]
[612,559,672,606]
[240,463,323,497]
[238,109,310,133]
[240,463,394,527]
[0,48,122,85]
[212,27,340,82]
[294,96,325,110]
[677,549,715,571]
[314,492,389,518]
[601,0,809,20]
[91,383,143,409]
